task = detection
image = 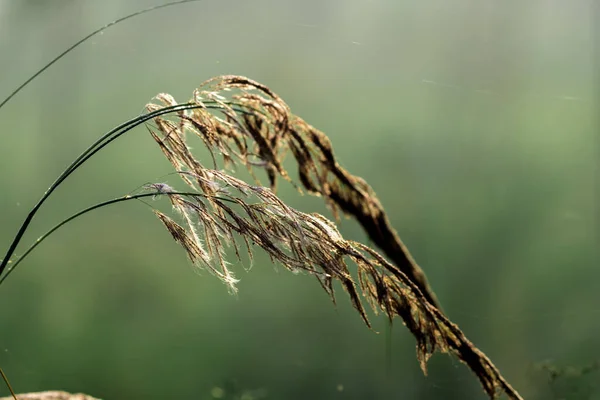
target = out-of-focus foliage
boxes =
[0,1,597,399]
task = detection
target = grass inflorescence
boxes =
[0,2,524,399]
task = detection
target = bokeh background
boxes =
[0,1,598,399]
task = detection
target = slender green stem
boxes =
[0,191,232,285]
[0,103,190,279]
[0,0,204,111]
[0,101,256,280]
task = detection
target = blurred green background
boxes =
[0,1,598,399]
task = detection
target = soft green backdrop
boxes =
[0,1,597,399]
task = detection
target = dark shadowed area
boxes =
[0,1,598,399]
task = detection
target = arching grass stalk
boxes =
[0,191,230,285]
[0,0,524,393]
[0,101,253,282]
[0,2,523,399]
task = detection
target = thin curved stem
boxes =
[0,103,184,279]
[0,0,204,111]
[0,191,232,285]
[0,101,252,280]
[0,366,17,400]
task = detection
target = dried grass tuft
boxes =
[144,75,523,399]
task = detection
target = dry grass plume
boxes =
[142,75,523,399]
